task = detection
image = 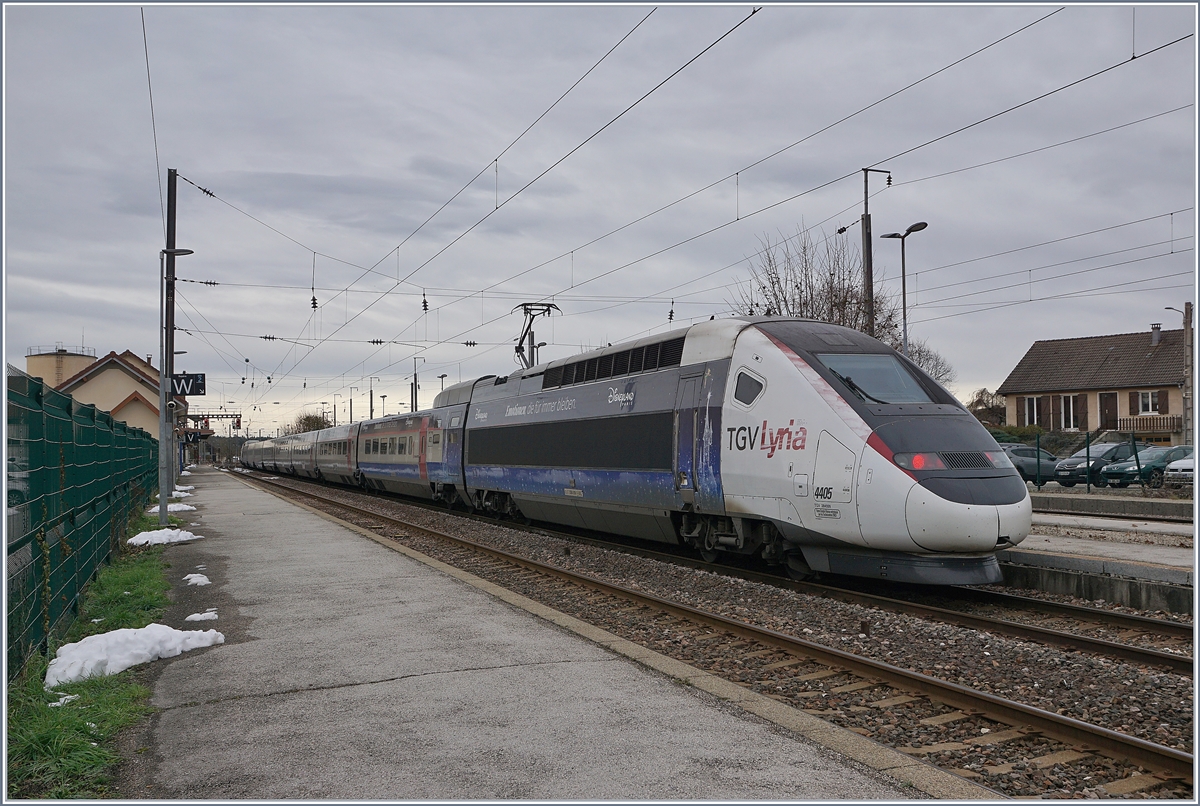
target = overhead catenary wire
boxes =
[182,19,1192,418]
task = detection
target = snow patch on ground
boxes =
[175,485,195,491]
[180,470,192,476]
[185,611,218,621]
[183,573,211,586]
[147,503,197,513]
[128,528,204,546]
[44,624,224,687]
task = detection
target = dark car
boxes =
[1101,445,1193,488]
[1053,442,1149,487]
[1001,444,1060,484]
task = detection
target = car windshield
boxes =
[816,353,933,404]
[1123,447,1167,463]
[1070,444,1118,458]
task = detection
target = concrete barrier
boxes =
[1031,492,1193,522]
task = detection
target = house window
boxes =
[1025,397,1038,426]
[1060,395,1079,431]
[1139,391,1159,414]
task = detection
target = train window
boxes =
[397,439,406,456]
[372,438,380,454]
[431,433,441,444]
[817,353,934,404]
[597,354,614,380]
[733,371,765,407]
[450,416,461,428]
[448,432,459,444]
[389,437,396,454]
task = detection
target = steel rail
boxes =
[240,473,1194,778]
[244,472,1193,670]
[946,586,1194,638]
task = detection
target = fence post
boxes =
[1035,432,1042,489]
[1086,432,1091,493]
[1130,430,1144,492]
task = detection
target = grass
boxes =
[6,511,181,799]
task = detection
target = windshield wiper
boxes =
[829,369,890,405]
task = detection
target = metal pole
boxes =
[1085,432,1091,493]
[861,170,873,337]
[158,250,169,527]
[165,168,179,493]
[900,235,908,357]
[1130,431,1144,491]
[1035,431,1042,489]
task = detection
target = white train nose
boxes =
[904,483,1031,552]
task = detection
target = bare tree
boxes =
[966,388,1006,426]
[293,412,331,434]
[730,225,955,385]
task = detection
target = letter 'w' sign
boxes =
[171,373,206,395]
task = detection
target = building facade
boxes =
[997,324,1189,445]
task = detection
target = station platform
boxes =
[999,524,1194,614]
[116,467,987,799]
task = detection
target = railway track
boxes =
[235,471,1193,793]
[242,470,1193,673]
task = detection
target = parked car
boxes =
[1101,445,1193,488]
[1053,442,1149,487]
[1001,444,1060,484]
[1165,457,1194,487]
[7,455,30,507]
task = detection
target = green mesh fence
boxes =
[6,365,158,679]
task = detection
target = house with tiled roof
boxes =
[26,348,187,437]
[996,324,1189,444]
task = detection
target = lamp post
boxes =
[879,221,927,358]
[158,239,194,527]
[380,395,387,416]
[438,373,448,391]
[369,377,380,419]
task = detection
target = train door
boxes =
[674,375,701,504]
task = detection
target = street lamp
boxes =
[380,394,387,415]
[158,246,193,527]
[880,221,927,358]
[438,373,448,391]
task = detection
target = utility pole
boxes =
[859,168,891,338]
[411,357,425,413]
[157,169,192,527]
[1187,301,1193,447]
[369,377,380,420]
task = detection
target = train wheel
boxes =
[785,552,817,582]
[699,548,720,563]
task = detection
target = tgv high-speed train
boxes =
[242,317,1031,584]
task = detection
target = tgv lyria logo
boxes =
[726,420,808,458]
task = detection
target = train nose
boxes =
[904,483,1032,552]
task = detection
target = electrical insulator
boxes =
[422,292,429,312]
[886,174,892,187]
[464,340,477,347]
[241,377,246,384]
[311,296,318,310]
[267,376,272,383]
[668,300,674,322]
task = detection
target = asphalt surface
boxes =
[114,468,918,800]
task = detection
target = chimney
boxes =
[1151,323,1162,347]
[147,354,154,366]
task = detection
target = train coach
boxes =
[243,316,1031,584]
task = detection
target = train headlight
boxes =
[893,452,946,471]
[984,450,1015,469]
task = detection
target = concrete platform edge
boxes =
[236,477,996,800]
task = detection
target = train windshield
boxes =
[816,353,933,404]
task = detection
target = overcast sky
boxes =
[5,3,1195,435]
